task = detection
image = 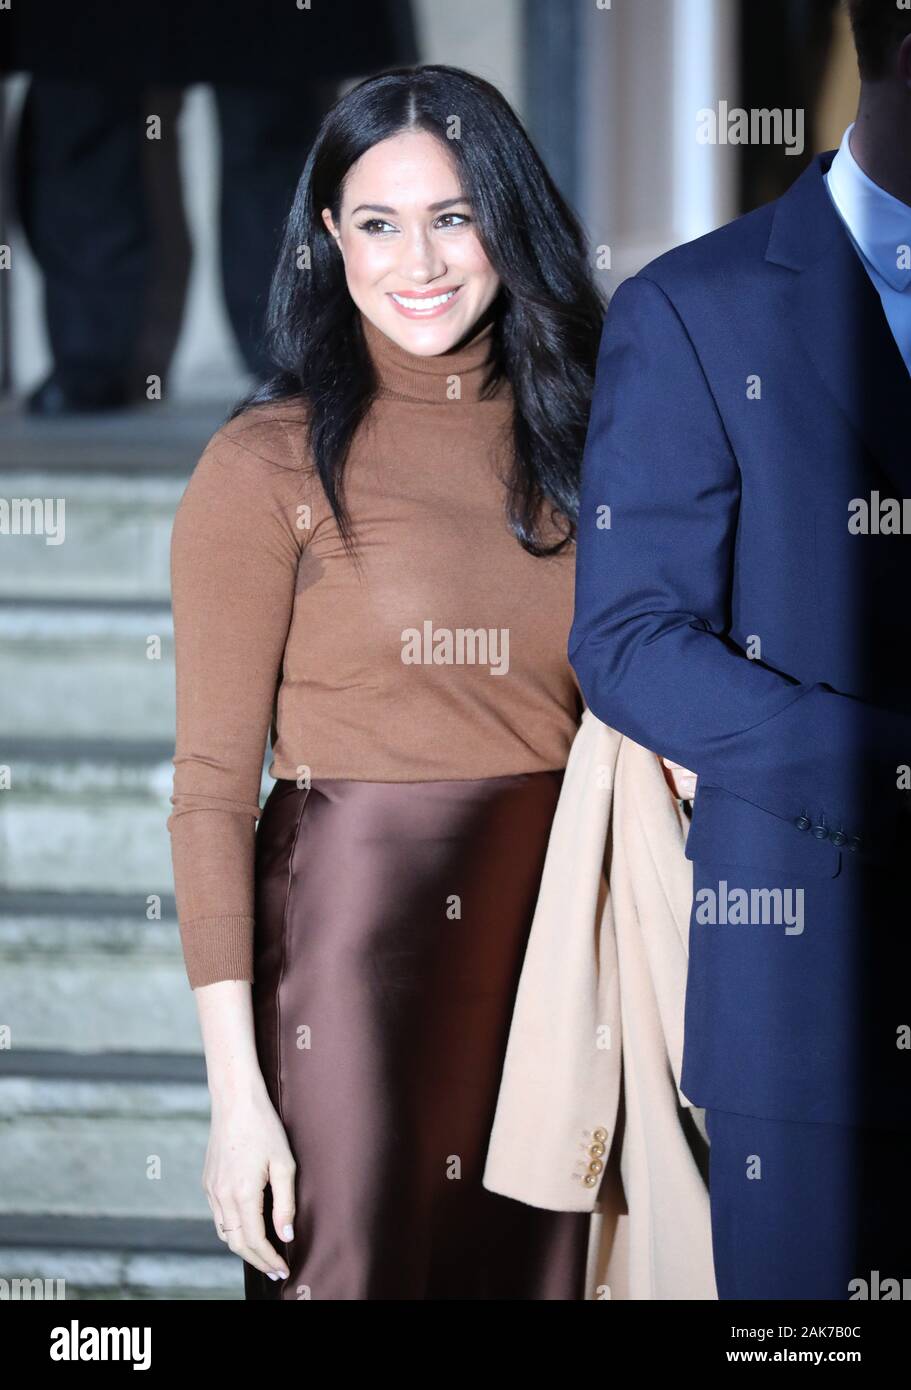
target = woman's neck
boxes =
[359,310,505,404]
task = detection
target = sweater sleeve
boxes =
[166,408,310,989]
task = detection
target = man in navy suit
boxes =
[569,0,911,1299]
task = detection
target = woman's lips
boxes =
[388,285,462,318]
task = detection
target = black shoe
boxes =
[27,370,131,416]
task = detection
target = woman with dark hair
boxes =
[167,63,605,1300]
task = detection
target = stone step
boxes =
[0,741,271,895]
[0,893,199,1053]
[0,472,185,602]
[0,739,178,895]
[0,401,231,602]
[0,1215,241,1300]
[0,400,226,477]
[0,600,175,740]
[0,1051,212,1220]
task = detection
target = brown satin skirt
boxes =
[243,771,591,1301]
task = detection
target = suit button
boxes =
[592,1128,608,1143]
[588,1159,604,1175]
[795,815,811,831]
[830,829,847,846]
[847,835,862,852]
[589,1142,606,1158]
[811,823,829,840]
[583,1174,598,1187]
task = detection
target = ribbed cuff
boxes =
[178,914,256,990]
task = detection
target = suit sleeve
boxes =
[167,418,308,988]
[568,273,910,844]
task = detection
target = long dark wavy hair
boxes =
[230,64,606,558]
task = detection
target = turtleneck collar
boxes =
[360,310,506,404]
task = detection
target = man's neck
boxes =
[848,105,911,209]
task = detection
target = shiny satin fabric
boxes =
[243,772,591,1300]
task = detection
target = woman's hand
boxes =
[203,1085,296,1281]
[660,757,698,802]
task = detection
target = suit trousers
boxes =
[705,1107,911,1299]
[13,76,326,383]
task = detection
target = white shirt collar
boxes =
[826,122,911,293]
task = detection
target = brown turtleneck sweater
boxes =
[167,312,582,988]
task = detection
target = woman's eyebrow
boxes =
[349,196,471,216]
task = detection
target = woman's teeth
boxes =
[391,290,458,310]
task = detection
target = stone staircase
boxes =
[0,402,255,1299]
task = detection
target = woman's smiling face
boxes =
[321,129,501,356]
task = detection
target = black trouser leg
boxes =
[213,82,330,380]
[14,77,152,387]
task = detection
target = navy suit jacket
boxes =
[569,151,911,1126]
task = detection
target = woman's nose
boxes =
[400,227,445,283]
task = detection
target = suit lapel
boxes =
[766,153,911,498]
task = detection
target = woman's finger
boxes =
[204,1181,229,1244]
[235,1191,290,1279]
[269,1157,297,1246]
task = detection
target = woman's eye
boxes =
[355,214,471,235]
[358,219,396,235]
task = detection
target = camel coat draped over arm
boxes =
[482,709,717,1300]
